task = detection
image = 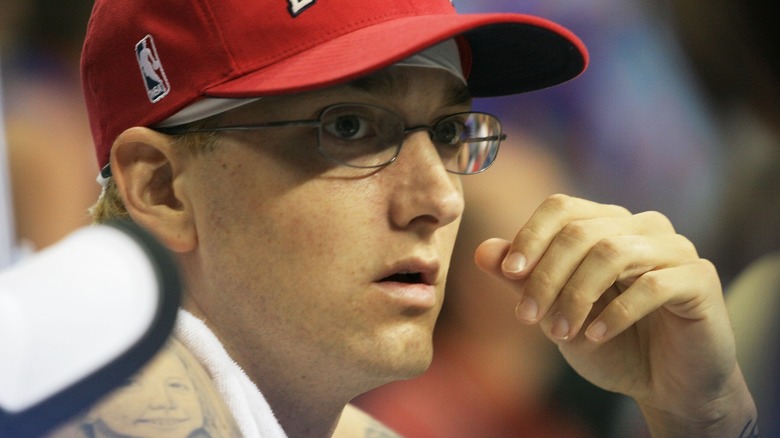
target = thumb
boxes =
[474,237,512,279]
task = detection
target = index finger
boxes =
[500,194,631,278]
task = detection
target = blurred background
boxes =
[2,0,778,436]
[1,0,97,253]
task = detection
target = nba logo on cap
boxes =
[135,35,170,103]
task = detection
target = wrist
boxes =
[638,366,758,437]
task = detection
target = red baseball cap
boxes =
[81,0,588,172]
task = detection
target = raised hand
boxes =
[474,194,757,437]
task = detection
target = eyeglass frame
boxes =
[153,102,507,175]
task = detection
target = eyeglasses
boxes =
[155,103,506,175]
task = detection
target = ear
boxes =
[110,127,196,253]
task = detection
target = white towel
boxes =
[174,309,287,438]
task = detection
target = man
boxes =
[67,0,757,436]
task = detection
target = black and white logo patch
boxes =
[135,35,171,103]
[288,0,316,17]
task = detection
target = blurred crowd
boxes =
[2,0,777,436]
[1,0,98,252]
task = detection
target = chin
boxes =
[358,357,433,396]
[356,323,436,384]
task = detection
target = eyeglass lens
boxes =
[317,104,502,174]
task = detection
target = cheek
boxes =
[93,396,146,430]
[198,168,384,297]
[269,183,384,281]
[203,180,387,354]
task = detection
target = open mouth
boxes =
[380,272,423,284]
[375,265,437,309]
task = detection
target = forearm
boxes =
[639,366,758,438]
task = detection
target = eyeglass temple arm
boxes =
[153,119,321,135]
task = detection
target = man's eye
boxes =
[324,115,370,140]
[433,119,465,145]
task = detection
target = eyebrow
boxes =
[347,70,472,108]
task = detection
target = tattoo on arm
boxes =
[47,340,241,437]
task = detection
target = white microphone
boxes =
[0,220,181,437]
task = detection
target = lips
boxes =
[135,417,189,427]
[375,259,439,309]
[378,259,438,286]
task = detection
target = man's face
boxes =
[180,67,468,392]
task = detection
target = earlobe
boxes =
[110,127,196,253]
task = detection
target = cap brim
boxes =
[205,13,587,99]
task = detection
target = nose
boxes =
[147,385,177,410]
[387,130,464,231]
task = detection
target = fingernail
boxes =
[502,252,527,274]
[586,321,607,342]
[515,296,538,323]
[551,314,570,340]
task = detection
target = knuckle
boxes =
[635,270,667,296]
[608,203,632,216]
[696,258,717,273]
[694,258,721,285]
[609,295,634,321]
[676,234,700,258]
[638,210,675,232]
[558,221,590,245]
[527,268,555,294]
[544,193,576,212]
[591,237,623,263]
[515,224,543,244]
[561,283,590,307]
